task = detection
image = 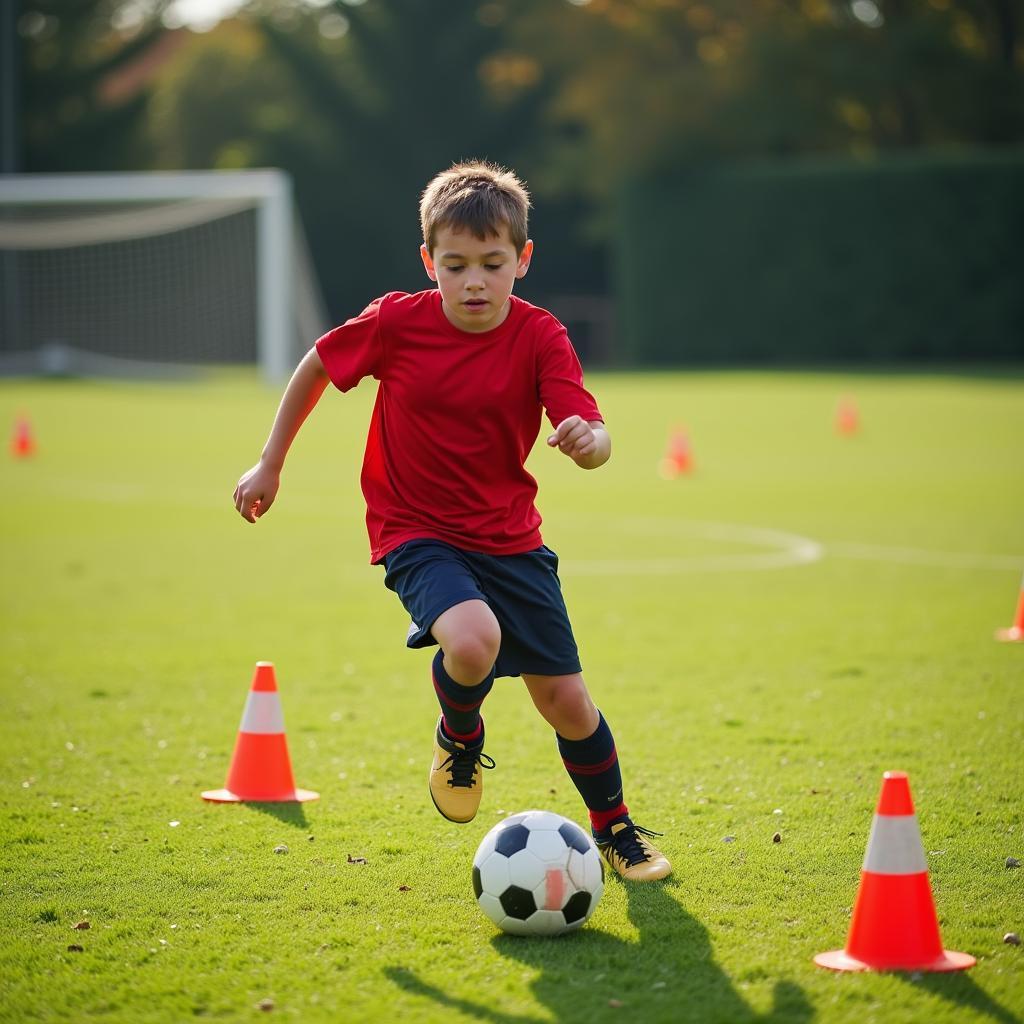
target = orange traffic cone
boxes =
[835,396,859,436]
[995,572,1024,643]
[11,416,36,458]
[201,662,318,803]
[659,426,694,479]
[815,771,974,972]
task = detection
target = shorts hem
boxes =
[405,592,488,649]
[495,660,583,679]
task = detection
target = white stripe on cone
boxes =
[862,814,929,875]
[238,691,286,735]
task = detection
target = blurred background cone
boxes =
[659,426,694,478]
[814,771,974,972]
[995,572,1024,642]
[201,662,319,802]
[11,416,36,458]
[835,396,860,436]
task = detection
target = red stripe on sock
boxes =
[432,674,486,714]
[561,747,618,777]
[443,720,482,744]
[589,803,628,833]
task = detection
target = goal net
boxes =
[0,170,328,380]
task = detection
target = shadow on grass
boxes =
[897,971,1022,1024]
[386,879,813,1023]
[242,801,310,829]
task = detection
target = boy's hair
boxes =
[420,160,531,255]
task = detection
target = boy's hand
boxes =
[547,417,610,469]
[233,461,281,523]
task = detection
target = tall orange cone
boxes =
[995,572,1024,642]
[835,396,859,436]
[11,416,36,458]
[815,771,974,972]
[201,662,318,803]
[659,426,694,479]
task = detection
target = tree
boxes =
[147,0,605,318]
[510,0,1024,204]
[19,0,170,171]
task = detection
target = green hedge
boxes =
[614,150,1024,363]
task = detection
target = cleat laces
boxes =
[440,747,495,789]
[604,823,664,867]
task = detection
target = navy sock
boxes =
[432,648,493,743]
[557,712,628,832]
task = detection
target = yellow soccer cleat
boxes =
[596,819,672,881]
[428,718,495,824]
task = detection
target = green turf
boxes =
[1,369,1022,1024]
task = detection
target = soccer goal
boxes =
[0,169,327,381]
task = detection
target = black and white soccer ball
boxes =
[472,810,604,936]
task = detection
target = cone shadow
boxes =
[243,801,310,829]
[897,971,1022,1024]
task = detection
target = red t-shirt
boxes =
[315,290,602,563]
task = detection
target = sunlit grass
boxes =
[2,369,1022,1023]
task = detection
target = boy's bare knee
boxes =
[443,629,500,684]
[551,682,596,728]
[528,675,597,736]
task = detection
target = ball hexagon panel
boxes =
[478,852,511,896]
[524,909,570,936]
[498,915,532,936]
[525,826,568,864]
[561,890,593,925]
[494,823,531,857]
[523,810,567,832]
[566,847,604,893]
[505,848,546,893]
[558,820,592,854]
[473,830,497,864]
[499,884,537,920]
[477,892,505,927]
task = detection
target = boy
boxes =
[233,161,670,881]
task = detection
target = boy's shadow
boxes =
[386,879,813,1023]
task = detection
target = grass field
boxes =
[2,368,1022,1024]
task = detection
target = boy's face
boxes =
[420,224,533,333]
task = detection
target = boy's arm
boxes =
[233,346,331,523]
[546,417,611,470]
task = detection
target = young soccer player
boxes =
[233,161,670,881]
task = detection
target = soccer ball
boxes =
[472,810,604,936]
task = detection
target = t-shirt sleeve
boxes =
[537,322,603,429]
[314,296,386,392]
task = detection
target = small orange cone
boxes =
[995,572,1024,642]
[201,662,318,803]
[835,396,859,436]
[815,771,974,973]
[659,426,694,478]
[11,416,36,458]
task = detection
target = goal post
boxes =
[0,169,328,381]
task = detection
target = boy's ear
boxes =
[420,244,437,282]
[515,239,534,279]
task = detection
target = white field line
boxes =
[570,522,824,575]
[569,520,1023,576]
[19,482,1024,576]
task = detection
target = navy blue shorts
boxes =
[382,539,582,679]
